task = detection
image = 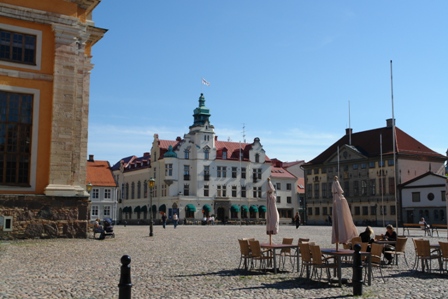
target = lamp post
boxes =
[86,182,93,194]
[148,178,155,237]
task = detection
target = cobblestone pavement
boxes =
[1,224,447,299]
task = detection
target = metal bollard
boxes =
[118,255,132,299]
[352,243,363,296]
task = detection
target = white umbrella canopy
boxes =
[266,178,280,244]
[331,176,358,250]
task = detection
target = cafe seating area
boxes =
[237,231,448,287]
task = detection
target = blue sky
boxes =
[88,1,448,165]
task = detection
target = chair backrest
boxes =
[415,239,431,257]
[351,236,362,246]
[370,243,383,264]
[238,239,251,257]
[394,237,407,252]
[298,238,310,244]
[360,242,369,252]
[281,237,294,253]
[439,241,448,258]
[249,240,262,258]
[299,242,311,263]
[374,235,383,241]
[309,244,323,265]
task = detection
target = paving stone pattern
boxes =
[1,224,447,299]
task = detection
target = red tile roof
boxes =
[305,126,446,165]
[297,177,305,194]
[86,160,116,187]
[156,138,271,162]
[270,166,296,179]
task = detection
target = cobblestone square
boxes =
[1,224,447,299]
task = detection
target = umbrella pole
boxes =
[269,234,272,245]
[336,243,339,251]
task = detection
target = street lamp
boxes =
[148,178,155,237]
[86,182,93,194]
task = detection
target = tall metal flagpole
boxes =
[390,60,398,227]
[380,134,384,227]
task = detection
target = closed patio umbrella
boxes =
[331,176,358,251]
[266,178,279,244]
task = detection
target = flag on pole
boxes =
[202,78,210,86]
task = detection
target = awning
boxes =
[241,205,249,212]
[250,205,258,213]
[202,204,212,212]
[123,206,131,213]
[186,204,196,212]
[159,204,166,212]
[141,205,148,213]
[151,205,157,213]
[230,204,240,212]
[134,206,141,213]
[259,205,267,213]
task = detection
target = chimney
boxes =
[215,136,218,141]
[88,154,94,162]
[386,118,396,128]
[176,136,182,141]
[143,152,150,157]
[345,128,352,145]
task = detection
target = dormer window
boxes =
[255,153,260,163]
[222,150,227,160]
[184,149,190,159]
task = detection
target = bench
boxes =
[430,224,447,237]
[402,223,432,236]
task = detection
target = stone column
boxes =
[45,23,92,197]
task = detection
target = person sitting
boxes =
[359,226,374,249]
[419,217,431,235]
[93,218,105,240]
[382,224,397,264]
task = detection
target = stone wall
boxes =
[0,195,90,240]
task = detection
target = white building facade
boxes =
[114,93,299,224]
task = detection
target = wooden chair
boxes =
[438,241,448,274]
[238,239,252,270]
[276,237,294,271]
[248,240,272,271]
[384,237,408,267]
[299,242,312,278]
[415,239,441,273]
[411,238,423,270]
[368,243,385,282]
[309,244,336,282]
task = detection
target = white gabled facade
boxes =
[400,171,447,224]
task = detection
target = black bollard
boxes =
[118,255,132,299]
[352,243,363,296]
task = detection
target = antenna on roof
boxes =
[348,100,352,145]
[242,123,246,143]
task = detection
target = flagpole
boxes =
[390,60,398,228]
[380,134,384,227]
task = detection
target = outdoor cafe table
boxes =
[260,243,299,274]
[321,248,372,287]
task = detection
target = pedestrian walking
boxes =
[162,213,167,229]
[173,213,178,228]
[294,212,301,229]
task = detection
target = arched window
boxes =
[255,153,260,163]
[137,181,141,199]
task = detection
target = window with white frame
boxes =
[92,189,99,199]
[104,189,111,199]
[103,206,111,217]
[91,205,99,216]
[165,164,173,176]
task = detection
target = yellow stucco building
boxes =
[0,1,106,238]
